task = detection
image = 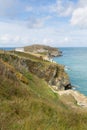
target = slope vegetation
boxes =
[0,51,87,130]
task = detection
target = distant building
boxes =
[15,48,24,52]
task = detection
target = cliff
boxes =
[0,51,71,91]
[0,50,87,130]
[24,44,62,57]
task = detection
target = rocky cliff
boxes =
[24,44,62,57]
[1,50,87,130]
[0,51,72,90]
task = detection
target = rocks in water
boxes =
[65,83,72,90]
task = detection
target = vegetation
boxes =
[0,51,87,130]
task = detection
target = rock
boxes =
[0,59,28,84]
[58,90,87,107]
[0,52,72,91]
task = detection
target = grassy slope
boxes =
[0,52,87,130]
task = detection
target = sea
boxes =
[54,47,87,96]
[0,47,15,51]
[0,47,87,96]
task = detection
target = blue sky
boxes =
[0,0,87,47]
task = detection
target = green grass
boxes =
[0,52,87,130]
[0,72,87,130]
[12,51,45,62]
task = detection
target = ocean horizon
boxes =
[0,47,15,51]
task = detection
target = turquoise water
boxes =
[1,47,87,96]
[54,47,87,96]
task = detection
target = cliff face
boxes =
[1,51,87,130]
[0,59,28,84]
[0,52,71,90]
[24,44,62,57]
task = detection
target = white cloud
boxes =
[78,0,87,7]
[13,36,20,43]
[0,20,87,47]
[27,18,44,28]
[25,6,33,12]
[49,0,74,17]
[0,21,31,47]
[71,7,87,28]
[70,0,87,28]
[0,0,87,47]
[0,34,12,43]
[64,37,69,42]
[27,16,51,28]
[0,21,55,47]
[43,38,54,45]
[0,34,22,44]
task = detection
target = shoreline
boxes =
[2,46,87,108]
[23,49,87,107]
[58,90,87,107]
[52,49,87,107]
[15,48,87,107]
[49,84,87,107]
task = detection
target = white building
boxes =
[15,48,24,52]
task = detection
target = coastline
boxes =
[58,90,87,107]
[49,85,87,107]
[54,47,87,97]
[17,46,87,107]
[51,48,87,107]
[1,46,87,108]
[50,64,87,107]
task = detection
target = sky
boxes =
[0,0,87,47]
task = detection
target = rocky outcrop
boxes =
[0,53,72,90]
[0,59,28,84]
[24,44,62,57]
[44,64,72,90]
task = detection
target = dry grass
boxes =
[0,52,87,130]
[0,73,87,130]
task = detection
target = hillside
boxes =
[24,44,62,57]
[0,51,71,90]
[0,50,87,130]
